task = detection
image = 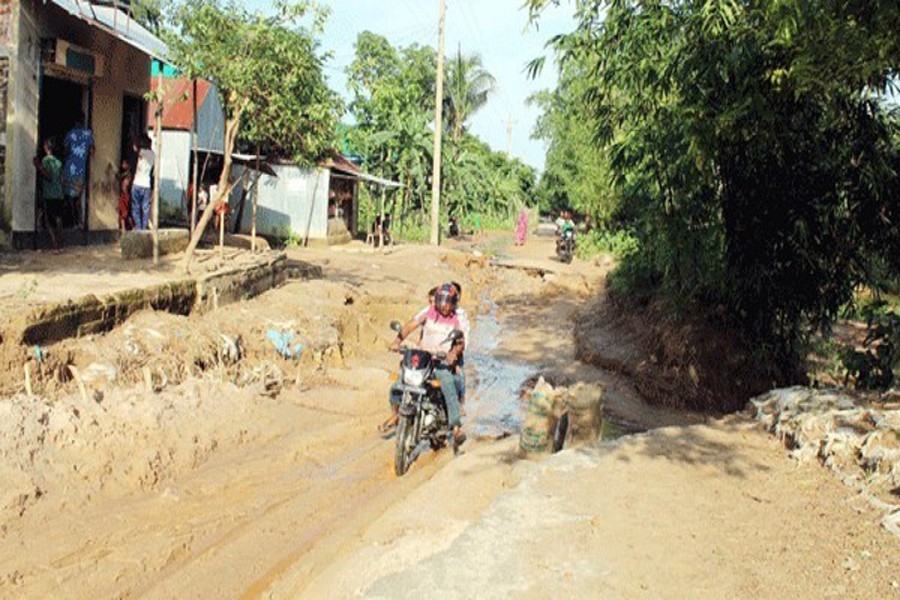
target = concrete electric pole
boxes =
[430,0,446,246]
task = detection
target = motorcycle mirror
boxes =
[390,320,403,333]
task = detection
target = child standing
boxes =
[33,137,64,252]
[130,135,155,230]
[117,160,133,231]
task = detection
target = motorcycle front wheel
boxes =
[394,415,417,476]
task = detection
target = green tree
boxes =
[529,59,614,222]
[131,0,167,35]
[346,33,437,231]
[345,33,535,236]
[166,0,340,271]
[529,0,900,380]
[444,48,496,143]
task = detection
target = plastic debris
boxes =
[33,346,44,364]
[219,334,242,364]
[266,329,304,360]
[81,362,118,385]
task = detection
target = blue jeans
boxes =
[131,185,152,230]
[389,366,462,429]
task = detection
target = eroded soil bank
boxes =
[0,236,896,598]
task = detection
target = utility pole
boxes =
[430,0,446,246]
[506,115,514,157]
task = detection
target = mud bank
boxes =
[0,253,321,396]
[0,245,491,531]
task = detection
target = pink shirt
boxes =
[414,305,470,355]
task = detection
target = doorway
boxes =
[37,75,89,231]
[121,95,145,172]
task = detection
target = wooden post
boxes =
[218,203,225,255]
[152,69,163,265]
[251,144,260,252]
[191,79,199,232]
[379,185,386,247]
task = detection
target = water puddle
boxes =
[467,297,532,439]
[465,295,647,445]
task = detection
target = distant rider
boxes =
[382,283,469,446]
[556,208,576,252]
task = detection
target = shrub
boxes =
[839,301,900,390]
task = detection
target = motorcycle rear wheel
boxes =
[394,415,416,476]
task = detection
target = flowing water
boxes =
[467,297,533,439]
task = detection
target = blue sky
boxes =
[248,0,576,171]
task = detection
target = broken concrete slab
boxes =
[490,258,561,277]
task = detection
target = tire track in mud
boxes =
[124,415,453,599]
[239,446,450,599]
[3,240,618,599]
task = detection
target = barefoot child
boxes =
[33,137,64,252]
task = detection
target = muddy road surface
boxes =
[0,236,616,598]
[0,236,896,599]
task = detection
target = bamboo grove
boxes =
[528,0,900,379]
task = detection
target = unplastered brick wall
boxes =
[0,0,9,47]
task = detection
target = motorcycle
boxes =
[557,229,575,264]
[389,321,463,476]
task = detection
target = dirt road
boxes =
[0,234,896,598]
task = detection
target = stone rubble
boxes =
[751,386,900,535]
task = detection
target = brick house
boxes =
[0,0,166,248]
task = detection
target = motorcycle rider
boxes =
[556,208,576,254]
[382,283,468,446]
[422,283,467,409]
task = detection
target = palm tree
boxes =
[444,47,496,142]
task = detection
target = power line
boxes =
[451,0,520,155]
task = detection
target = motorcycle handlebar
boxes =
[393,347,450,362]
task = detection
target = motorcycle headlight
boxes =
[403,369,427,387]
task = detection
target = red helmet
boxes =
[434,283,458,314]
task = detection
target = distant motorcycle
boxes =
[557,229,575,264]
[389,321,463,476]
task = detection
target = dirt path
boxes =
[0,234,896,598]
[280,236,900,598]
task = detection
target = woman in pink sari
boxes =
[514,208,528,245]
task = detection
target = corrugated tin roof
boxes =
[48,0,169,59]
[149,78,213,130]
[324,152,364,176]
[327,154,402,188]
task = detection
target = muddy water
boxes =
[465,297,644,444]
[467,297,532,439]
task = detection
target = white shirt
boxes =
[413,305,470,356]
[197,187,209,210]
[134,148,155,188]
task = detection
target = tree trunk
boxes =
[400,172,411,236]
[181,111,241,274]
